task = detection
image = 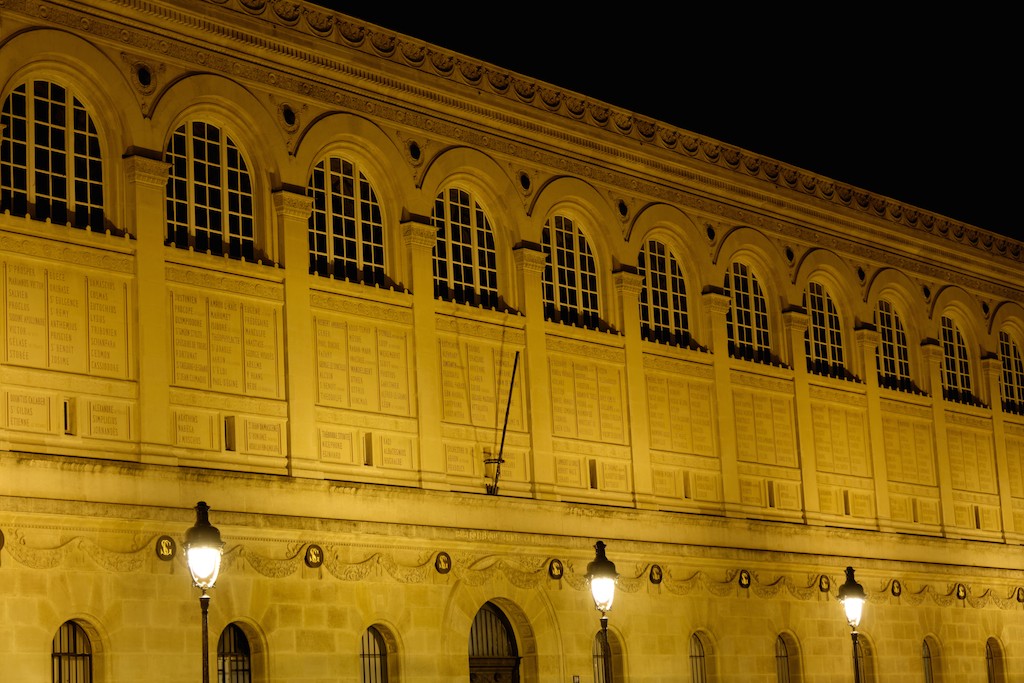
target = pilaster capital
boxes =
[701,287,731,316]
[272,188,313,220]
[513,241,548,274]
[613,267,644,296]
[401,215,437,250]
[124,153,169,188]
[782,306,809,333]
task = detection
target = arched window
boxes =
[591,629,610,683]
[468,602,519,682]
[307,155,385,285]
[1,80,105,231]
[432,186,498,307]
[875,298,913,392]
[165,121,256,262]
[217,622,252,683]
[724,261,772,363]
[52,620,92,683]
[689,632,707,683]
[542,214,600,329]
[804,281,846,378]
[638,238,691,348]
[922,639,934,683]
[361,625,389,683]
[775,634,793,683]
[940,316,975,404]
[998,330,1024,414]
[853,634,874,683]
[986,637,1005,683]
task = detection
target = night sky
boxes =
[316,5,1019,243]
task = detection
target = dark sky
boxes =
[319,5,1020,243]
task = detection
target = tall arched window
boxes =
[1,80,105,231]
[724,261,772,363]
[999,331,1024,414]
[217,622,252,683]
[468,602,519,682]
[165,121,256,262]
[52,620,92,683]
[432,186,498,307]
[361,625,389,683]
[638,238,691,347]
[922,639,935,683]
[940,316,976,404]
[804,281,846,378]
[307,155,385,285]
[542,214,600,329]
[775,634,794,683]
[689,632,708,683]
[986,637,1005,683]
[875,298,913,392]
[592,630,611,683]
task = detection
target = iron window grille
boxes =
[52,620,91,683]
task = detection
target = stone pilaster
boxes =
[702,288,739,507]
[614,267,654,509]
[124,152,175,463]
[402,216,446,489]
[513,242,556,499]
[274,188,319,478]
[922,340,956,532]
[783,307,819,522]
[856,325,891,527]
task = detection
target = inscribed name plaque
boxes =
[46,269,88,373]
[173,410,216,450]
[646,373,714,456]
[946,426,996,494]
[881,414,935,486]
[445,442,476,475]
[3,259,129,377]
[314,315,412,416]
[87,400,130,440]
[555,456,584,487]
[437,337,524,429]
[318,427,356,464]
[733,389,796,467]
[5,390,51,432]
[377,434,413,470]
[170,288,283,398]
[549,357,625,444]
[811,403,869,476]
[243,419,284,457]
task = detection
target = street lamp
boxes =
[184,501,224,683]
[838,566,866,683]
[587,541,618,683]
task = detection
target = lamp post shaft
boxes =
[200,592,211,683]
[600,614,613,683]
[851,630,861,683]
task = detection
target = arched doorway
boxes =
[468,601,519,682]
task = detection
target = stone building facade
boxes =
[2,1,1024,681]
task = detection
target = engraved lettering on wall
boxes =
[3,259,129,377]
[314,315,412,416]
[882,413,936,486]
[437,337,523,429]
[812,402,870,476]
[733,388,797,467]
[646,372,714,456]
[946,426,996,493]
[170,288,283,398]
[549,356,626,444]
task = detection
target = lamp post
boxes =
[587,541,618,683]
[184,501,224,683]
[838,566,866,683]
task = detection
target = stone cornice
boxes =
[13,0,1023,276]
[172,0,1019,265]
